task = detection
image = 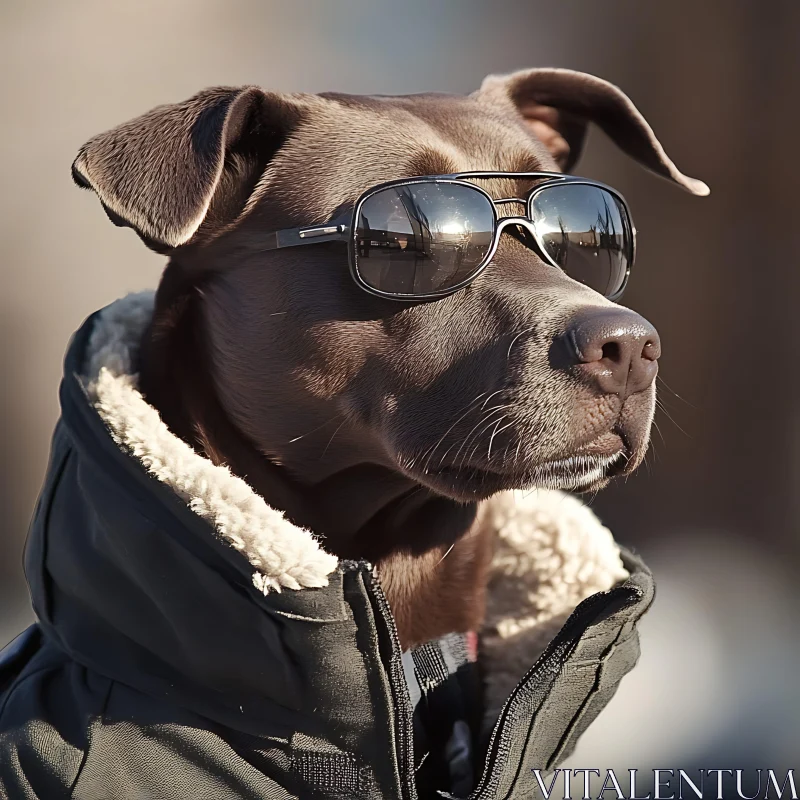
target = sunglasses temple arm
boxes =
[262,222,351,251]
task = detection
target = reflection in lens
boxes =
[355,182,495,296]
[531,184,631,297]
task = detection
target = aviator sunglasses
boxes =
[262,172,636,301]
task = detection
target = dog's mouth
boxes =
[404,433,630,501]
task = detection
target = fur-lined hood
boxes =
[2,294,654,800]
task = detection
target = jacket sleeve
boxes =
[0,626,110,799]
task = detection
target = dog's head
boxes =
[73,69,707,513]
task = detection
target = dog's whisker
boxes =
[655,401,690,438]
[485,417,504,462]
[506,326,536,360]
[453,406,510,469]
[500,440,512,469]
[419,393,490,463]
[286,415,342,444]
[487,419,514,461]
[461,410,510,468]
[435,542,456,567]
[479,388,506,411]
[441,404,510,469]
[656,375,694,407]
[319,419,349,460]
[651,417,666,447]
[420,391,491,472]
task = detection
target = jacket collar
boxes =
[40,293,635,727]
[83,290,338,594]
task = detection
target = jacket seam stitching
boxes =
[28,442,73,625]
[543,623,630,773]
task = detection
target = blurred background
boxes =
[1,0,798,782]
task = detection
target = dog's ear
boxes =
[72,87,305,250]
[477,68,709,196]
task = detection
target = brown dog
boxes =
[71,68,707,649]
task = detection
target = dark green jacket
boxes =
[0,299,654,799]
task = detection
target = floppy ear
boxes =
[477,68,709,196]
[72,87,305,249]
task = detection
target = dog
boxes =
[71,68,707,650]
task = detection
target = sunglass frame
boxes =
[261,172,635,302]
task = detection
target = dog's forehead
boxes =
[261,91,557,222]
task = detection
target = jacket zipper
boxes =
[365,559,527,800]
[364,567,418,800]
[466,655,544,799]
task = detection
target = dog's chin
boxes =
[401,450,628,503]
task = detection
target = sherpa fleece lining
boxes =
[83,292,628,707]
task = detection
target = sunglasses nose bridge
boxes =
[495,216,538,239]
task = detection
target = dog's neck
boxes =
[137,280,478,564]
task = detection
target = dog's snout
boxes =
[565,309,660,398]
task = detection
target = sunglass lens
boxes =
[355,183,495,297]
[530,184,632,298]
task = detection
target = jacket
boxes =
[0,292,654,799]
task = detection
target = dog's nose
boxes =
[565,308,660,398]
